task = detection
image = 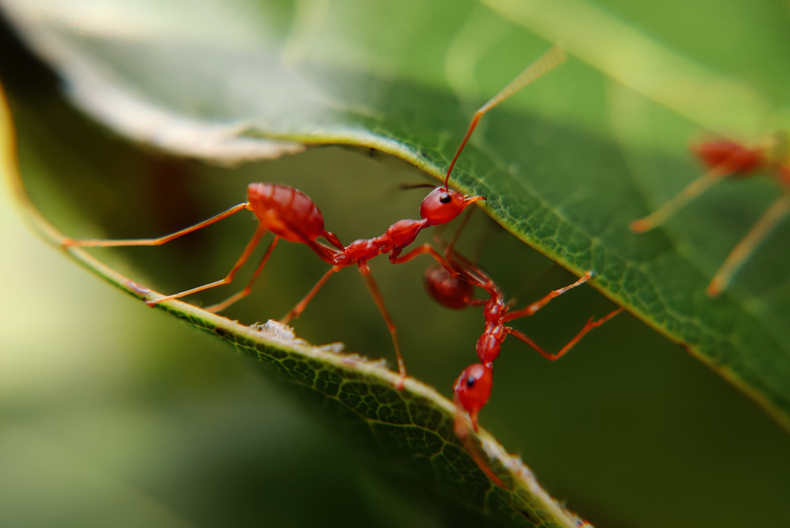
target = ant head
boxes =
[453,363,492,430]
[420,186,485,226]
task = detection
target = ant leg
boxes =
[393,242,499,295]
[281,265,342,324]
[452,394,507,488]
[505,307,623,361]
[358,262,407,389]
[404,242,498,299]
[431,216,503,293]
[502,272,593,322]
[204,236,281,313]
[61,203,249,247]
[390,243,455,273]
[630,169,727,233]
[443,45,566,185]
[146,226,266,306]
[707,192,790,296]
[444,206,476,259]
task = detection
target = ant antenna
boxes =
[443,44,567,189]
[399,183,438,191]
[707,191,790,296]
[630,167,727,233]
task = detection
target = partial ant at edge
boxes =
[631,132,790,297]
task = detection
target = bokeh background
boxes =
[2,1,790,527]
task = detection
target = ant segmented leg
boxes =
[61,203,249,248]
[443,206,476,259]
[630,168,728,233]
[503,271,594,321]
[147,225,267,306]
[505,307,623,361]
[630,136,790,294]
[358,262,407,388]
[281,265,341,324]
[390,242,457,274]
[707,192,790,296]
[204,236,281,313]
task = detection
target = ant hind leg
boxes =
[61,203,249,248]
[707,192,790,296]
[204,236,281,313]
[146,225,266,307]
[631,169,727,233]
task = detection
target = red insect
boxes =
[61,45,567,387]
[423,253,621,435]
[630,134,790,296]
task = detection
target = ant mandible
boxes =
[631,133,790,296]
[62,45,567,387]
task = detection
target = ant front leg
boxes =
[502,271,593,322]
[630,167,729,233]
[442,206,476,260]
[390,243,458,276]
[505,307,623,361]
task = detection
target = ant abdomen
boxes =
[247,183,326,243]
[423,265,474,310]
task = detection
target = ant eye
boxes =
[439,193,452,204]
[466,376,476,388]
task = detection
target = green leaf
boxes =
[3,0,790,432]
[1,85,591,528]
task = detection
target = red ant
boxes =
[417,243,621,488]
[61,45,567,386]
[422,244,622,434]
[631,133,790,296]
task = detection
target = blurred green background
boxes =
[2,1,790,527]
